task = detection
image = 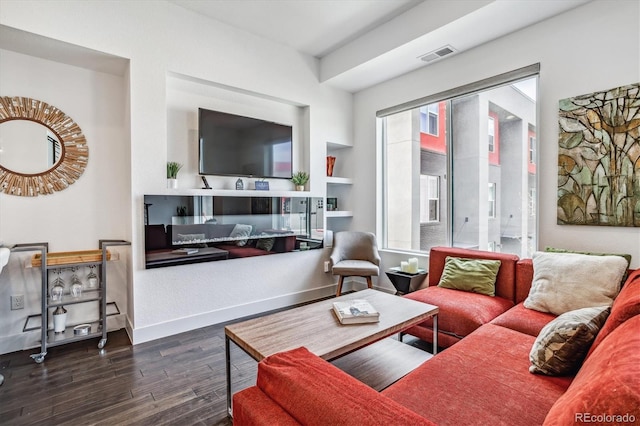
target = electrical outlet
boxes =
[324,261,330,273]
[11,294,25,310]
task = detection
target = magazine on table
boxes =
[332,299,380,324]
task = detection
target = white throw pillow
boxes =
[523,251,627,315]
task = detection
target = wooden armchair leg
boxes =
[366,276,373,289]
[336,276,345,297]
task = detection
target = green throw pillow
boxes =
[437,256,501,297]
[529,306,610,376]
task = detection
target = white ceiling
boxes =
[171,0,592,92]
[170,0,423,58]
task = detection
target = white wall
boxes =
[0,49,130,249]
[0,48,131,352]
[0,0,351,350]
[354,0,640,289]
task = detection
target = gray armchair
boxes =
[330,231,381,296]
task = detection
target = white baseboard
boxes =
[129,285,338,345]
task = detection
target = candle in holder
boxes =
[408,257,419,273]
[400,261,409,273]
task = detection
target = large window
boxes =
[381,66,538,258]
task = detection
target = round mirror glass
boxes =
[0,96,88,197]
[0,120,63,174]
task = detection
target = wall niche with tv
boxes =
[167,73,309,193]
[144,194,324,269]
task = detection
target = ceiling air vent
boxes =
[418,45,456,63]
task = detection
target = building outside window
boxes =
[420,104,439,136]
[420,175,440,223]
[381,69,538,258]
[488,116,495,152]
[530,135,536,163]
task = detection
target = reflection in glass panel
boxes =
[143,195,324,269]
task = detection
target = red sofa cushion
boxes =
[543,315,640,425]
[256,347,435,426]
[427,246,519,302]
[586,268,640,358]
[384,323,572,425]
[491,302,557,337]
[233,386,300,426]
[402,324,463,348]
[405,286,514,338]
[515,258,534,304]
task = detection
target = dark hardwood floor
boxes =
[0,308,432,425]
[0,322,255,426]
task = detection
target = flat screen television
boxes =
[198,108,293,178]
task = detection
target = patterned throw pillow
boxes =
[529,306,610,376]
[256,237,275,252]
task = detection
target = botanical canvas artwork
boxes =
[557,82,640,227]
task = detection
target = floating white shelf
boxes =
[326,176,353,185]
[159,188,312,197]
[326,210,353,218]
[327,141,353,150]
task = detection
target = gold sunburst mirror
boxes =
[0,96,88,196]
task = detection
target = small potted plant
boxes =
[167,161,183,189]
[291,171,309,191]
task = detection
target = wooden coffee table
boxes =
[224,289,439,414]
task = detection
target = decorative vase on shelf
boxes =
[167,178,178,189]
[327,156,336,177]
[296,185,305,191]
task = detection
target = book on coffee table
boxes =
[332,300,380,324]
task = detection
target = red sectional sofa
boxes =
[232,248,640,425]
